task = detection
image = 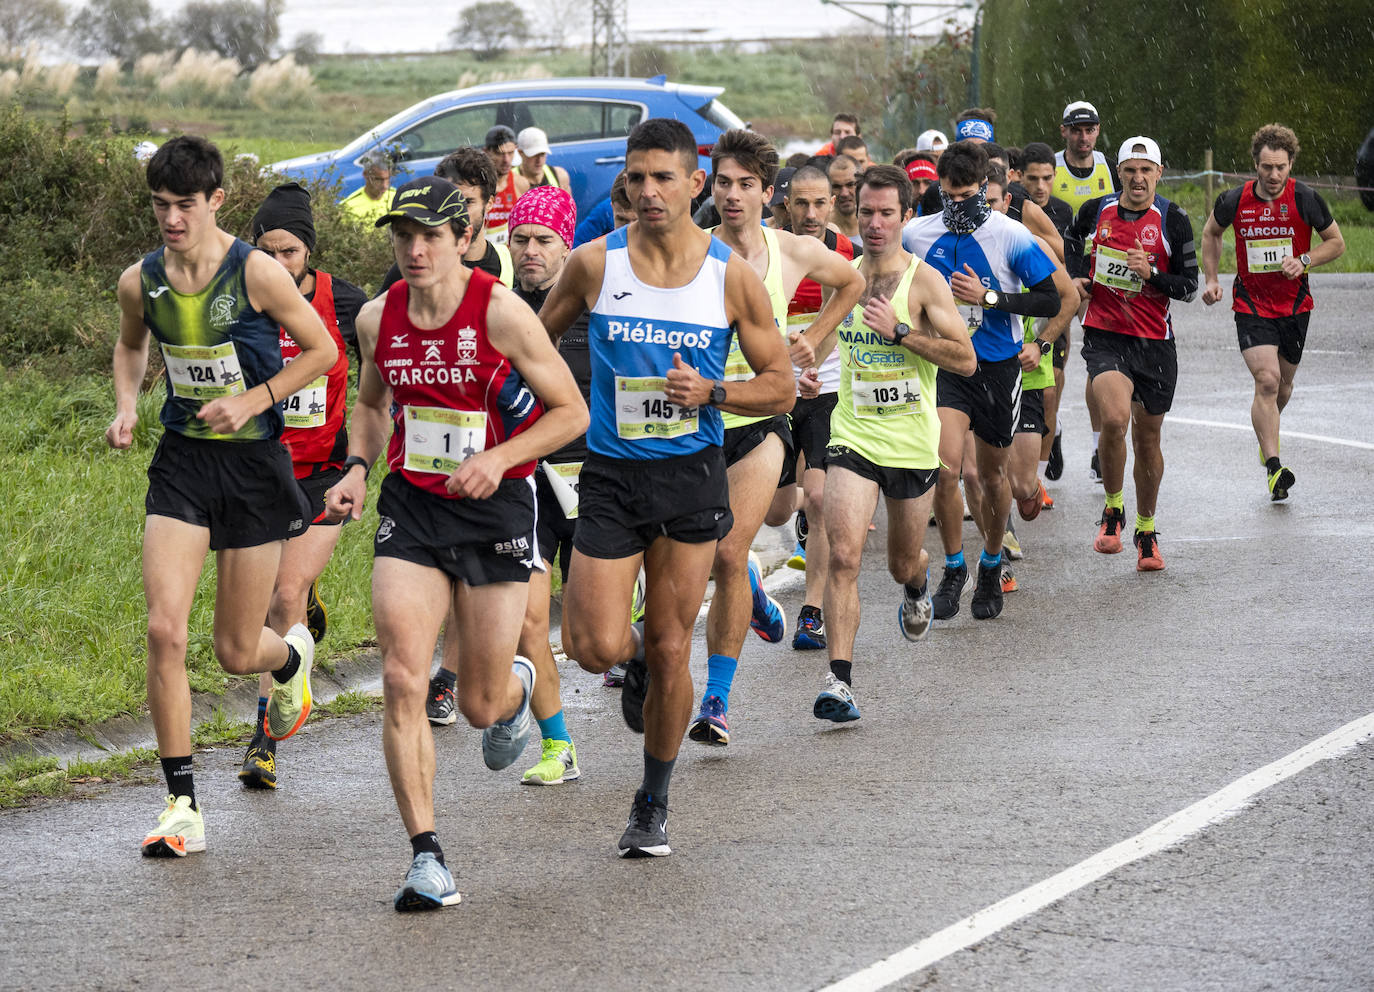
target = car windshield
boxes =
[337,98,449,159]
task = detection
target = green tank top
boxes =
[720,227,789,431]
[829,256,940,469]
[1021,315,1054,390]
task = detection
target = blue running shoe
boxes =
[792,605,826,650]
[787,542,806,571]
[394,852,461,911]
[747,551,786,643]
[481,656,535,770]
[688,694,730,746]
[813,673,860,723]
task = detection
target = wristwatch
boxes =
[1034,338,1053,356]
[1300,252,1312,270]
[343,455,371,479]
[892,321,911,345]
[982,288,1000,309]
[708,380,727,406]
[1148,264,1159,280]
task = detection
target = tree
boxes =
[0,0,67,55]
[175,0,283,71]
[450,1,529,62]
[69,0,165,65]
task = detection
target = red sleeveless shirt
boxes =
[279,270,349,477]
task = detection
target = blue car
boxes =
[269,76,747,215]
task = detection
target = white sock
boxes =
[1055,420,1062,438]
[1092,431,1100,450]
[1038,460,1048,478]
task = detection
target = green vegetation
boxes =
[0,747,158,808]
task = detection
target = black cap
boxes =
[484,125,516,149]
[769,166,797,207]
[1061,101,1100,126]
[375,176,470,228]
[251,182,316,252]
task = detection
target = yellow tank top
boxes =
[720,226,788,430]
[1053,150,1115,215]
[829,256,940,469]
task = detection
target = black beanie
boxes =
[251,182,316,253]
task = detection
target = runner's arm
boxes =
[326,298,389,521]
[538,240,602,342]
[1020,199,1065,264]
[907,262,976,376]
[1200,211,1227,304]
[1032,236,1078,345]
[1145,204,1198,302]
[1064,197,1104,280]
[450,287,588,499]
[1307,220,1345,268]
[792,234,865,363]
[106,262,151,449]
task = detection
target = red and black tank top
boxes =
[375,268,543,497]
[279,270,349,477]
[788,229,855,316]
[1226,179,1317,319]
[1084,195,1175,340]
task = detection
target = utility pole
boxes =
[590,0,629,77]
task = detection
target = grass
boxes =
[0,368,386,741]
[0,747,159,808]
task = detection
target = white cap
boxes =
[133,140,159,163]
[1117,135,1162,166]
[516,126,551,157]
[915,129,948,151]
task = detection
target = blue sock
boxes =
[980,549,1002,570]
[256,696,268,723]
[705,654,738,705]
[536,710,571,744]
[946,549,965,570]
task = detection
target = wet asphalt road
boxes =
[3,275,1372,992]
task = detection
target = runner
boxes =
[1201,123,1345,500]
[1056,101,1122,484]
[836,135,872,171]
[815,113,860,158]
[828,154,862,245]
[809,164,974,723]
[238,182,368,791]
[538,118,793,856]
[483,125,528,244]
[326,176,586,909]
[780,163,860,649]
[105,136,337,855]
[339,150,395,226]
[1065,136,1199,571]
[1019,141,1076,481]
[903,140,1064,620]
[516,126,572,192]
[686,130,864,748]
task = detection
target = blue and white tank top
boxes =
[586,227,735,460]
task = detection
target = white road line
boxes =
[1169,416,1374,451]
[818,711,1374,992]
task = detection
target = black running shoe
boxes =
[1088,449,1102,485]
[620,622,648,734]
[618,789,670,857]
[1046,431,1064,481]
[238,741,278,790]
[794,509,808,551]
[931,564,968,620]
[305,578,327,643]
[970,562,1004,620]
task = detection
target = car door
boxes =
[507,98,645,213]
[385,101,510,180]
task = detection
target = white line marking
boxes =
[818,711,1374,992]
[1169,416,1374,451]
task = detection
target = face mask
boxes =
[940,182,992,234]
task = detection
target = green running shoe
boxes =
[521,738,580,785]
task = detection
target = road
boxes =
[3,275,1372,992]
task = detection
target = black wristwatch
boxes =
[891,321,911,345]
[1034,338,1053,357]
[343,455,371,479]
[708,381,727,407]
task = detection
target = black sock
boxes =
[410,831,445,865]
[160,755,196,810]
[433,668,456,690]
[272,643,301,684]
[1265,456,1281,474]
[640,750,675,803]
[904,578,927,600]
[830,659,853,686]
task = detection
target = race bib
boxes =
[851,367,920,418]
[964,305,983,336]
[161,341,246,399]
[542,461,582,519]
[1092,245,1143,293]
[722,343,753,383]
[403,405,487,475]
[614,376,699,440]
[1246,237,1292,274]
[282,376,327,429]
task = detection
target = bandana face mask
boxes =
[940,182,992,235]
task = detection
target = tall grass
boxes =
[247,54,317,110]
[157,49,242,105]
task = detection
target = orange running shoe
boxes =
[1094,507,1125,554]
[1039,479,1054,511]
[1134,529,1165,571]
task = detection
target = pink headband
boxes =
[509,185,576,249]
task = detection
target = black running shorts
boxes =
[790,392,838,474]
[1235,311,1310,366]
[1052,327,1070,370]
[373,473,538,586]
[534,463,577,581]
[723,415,793,471]
[295,464,344,529]
[574,446,732,559]
[145,430,309,550]
[1016,388,1047,436]
[936,356,1022,448]
[824,445,938,500]
[1081,327,1178,416]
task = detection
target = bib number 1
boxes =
[403,405,487,475]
